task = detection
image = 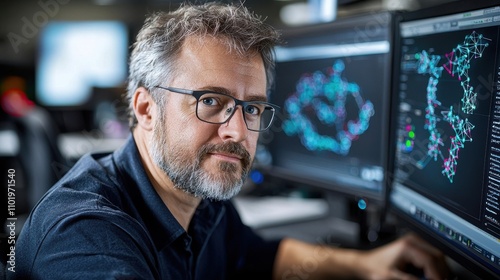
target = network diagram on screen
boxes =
[282,59,375,156]
[390,5,500,277]
[398,31,492,184]
[267,16,392,198]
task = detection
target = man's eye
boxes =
[201,97,218,106]
[245,105,261,115]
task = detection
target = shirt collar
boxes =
[111,134,225,251]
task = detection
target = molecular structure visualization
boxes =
[282,59,374,155]
[415,31,489,182]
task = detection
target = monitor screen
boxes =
[259,12,395,203]
[36,21,128,107]
[389,2,500,278]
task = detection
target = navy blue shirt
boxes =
[11,135,281,279]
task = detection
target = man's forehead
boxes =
[181,35,262,63]
[174,36,267,98]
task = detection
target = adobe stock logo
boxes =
[8,0,71,54]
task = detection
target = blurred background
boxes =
[0,0,457,249]
[0,0,456,65]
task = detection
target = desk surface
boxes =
[232,196,329,229]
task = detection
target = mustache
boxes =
[198,142,252,168]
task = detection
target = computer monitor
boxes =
[259,11,396,205]
[389,2,500,278]
[36,21,129,108]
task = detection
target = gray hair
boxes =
[126,2,281,128]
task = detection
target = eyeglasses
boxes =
[154,86,279,132]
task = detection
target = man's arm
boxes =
[273,234,449,280]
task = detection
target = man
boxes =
[12,2,448,279]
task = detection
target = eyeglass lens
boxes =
[196,93,274,131]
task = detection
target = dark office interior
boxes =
[2,0,500,279]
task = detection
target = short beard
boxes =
[150,119,252,201]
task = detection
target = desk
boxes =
[233,195,482,279]
[232,195,363,246]
[232,196,329,230]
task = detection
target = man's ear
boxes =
[132,87,155,131]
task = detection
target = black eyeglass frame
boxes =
[154,86,280,132]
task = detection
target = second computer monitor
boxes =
[389,2,500,278]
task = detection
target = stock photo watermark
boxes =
[6,168,17,273]
[7,0,71,54]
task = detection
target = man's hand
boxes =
[273,233,450,280]
[356,233,449,280]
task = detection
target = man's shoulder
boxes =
[67,149,124,191]
[13,149,158,279]
[25,151,130,237]
[14,192,156,280]
[61,151,120,188]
